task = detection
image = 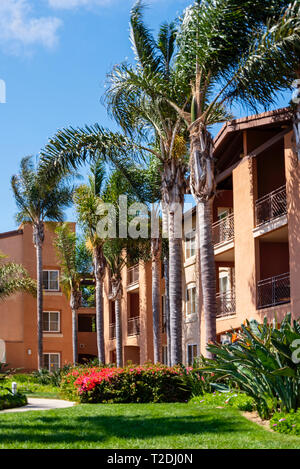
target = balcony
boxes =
[127,265,139,288]
[216,290,236,319]
[127,316,140,336]
[109,323,116,340]
[257,272,290,309]
[255,185,287,227]
[212,213,234,247]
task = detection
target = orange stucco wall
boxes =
[0,223,76,371]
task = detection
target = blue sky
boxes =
[0,0,291,233]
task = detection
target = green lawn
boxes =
[1,403,300,449]
[3,376,60,399]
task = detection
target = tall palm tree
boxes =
[54,223,90,365]
[40,126,166,364]
[101,169,146,367]
[11,156,73,370]
[0,252,36,300]
[104,1,190,365]
[74,160,107,364]
[165,0,300,356]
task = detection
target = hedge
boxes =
[61,364,195,403]
[0,387,27,411]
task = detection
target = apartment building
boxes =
[182,107,300,361]
[0,222,98,371]
[1,107,299,370]
[103,108,300,365]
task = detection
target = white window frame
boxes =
[43,311,60,333]
[43,353,60,372]
[43,270,60,291]
[186,283,197,315]
[185,231,196,260]
[187,344,198,366]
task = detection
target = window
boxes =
[43,312,60,332]
[43,270,59,291]
[43,353,60,372]
[185,232,196,259]
[78,315,96,332]
[186,284,197,315]
[219,268,232,294]
[187,344,198,366]
[217,207,232,221]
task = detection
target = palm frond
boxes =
[0,253,36,300]
[130,0,161,72]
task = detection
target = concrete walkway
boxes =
[0,398,75,414]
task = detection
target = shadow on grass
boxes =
[0,406,258,446]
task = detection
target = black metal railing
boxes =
[127,316,140,336]
[255,185,287,227]
[216,290,236,318]
[257,272,290,309]
[212,213,234,246]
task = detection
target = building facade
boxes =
[0,108,299,370]
[0,223,98,371]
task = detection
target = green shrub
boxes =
[270,409,300,435]
[33,365,73,387]
[190,391,255,412]
[0,387,27,411]
[61,364,195,404]
[202,313,300,419]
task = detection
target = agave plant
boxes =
[203,313,300,419]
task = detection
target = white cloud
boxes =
[47,0,175,10]
[0,0,62,53]
[47,0,115,9]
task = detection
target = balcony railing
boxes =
[127,316,140,336]
[127,265,139,286]
[212,213,234,247]
[257,272,290,309]
[109,323,116,340]
[216,290,236,318]
[255,185,287,227]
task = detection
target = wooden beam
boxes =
[216,127,292,185]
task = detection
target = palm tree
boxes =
[74,160,107,364]
[11,156,73,369]
[101,169,146,367]
[0,252,36,300]
[40,125,167,364]
[54,223,90,365]
[104,1,190,365]
[103,238,125,368]
[165,0,300,356]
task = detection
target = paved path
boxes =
[0,398,75,414]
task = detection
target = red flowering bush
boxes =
[61,364,195,403]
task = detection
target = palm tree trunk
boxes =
[169,206,183,365]
[163,255,171,366]
[36,241,43,371]
[71,304,78,365]
[151,237,161,363]
[197,200,217,358]
[162,202,171,365]
[95,275,105,364]
[94,248,105,364]
[115,297,123,367]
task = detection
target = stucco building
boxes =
[0,108,299,370]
